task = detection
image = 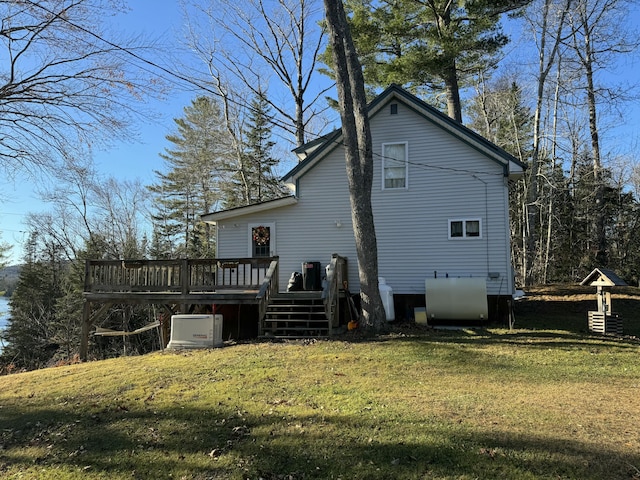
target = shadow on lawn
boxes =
[1,403,639,479]
[369,324,640,351]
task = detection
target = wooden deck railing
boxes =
[84,257,279,294]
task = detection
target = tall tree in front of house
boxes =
[323,0,386,331]
[149,96,233,258]
[328,0,529,122]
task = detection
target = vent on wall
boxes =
[167,314,223,349]
[390,103,398,115]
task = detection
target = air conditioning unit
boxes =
[167,314,223,349]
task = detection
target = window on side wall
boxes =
[382,142,408,189]
[449,219,482,239]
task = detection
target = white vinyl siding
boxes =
[382,142,408,189]
[215,97,514,296]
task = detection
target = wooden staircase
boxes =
[261,292,331,338]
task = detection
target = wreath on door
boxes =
[252,226,270,246]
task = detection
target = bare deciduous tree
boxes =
[34,157,150,260]
[520,0,573,285]
[562,0,640,266]
[0,0,164,177]
[182,0,332,147]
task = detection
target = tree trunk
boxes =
[443,58,463,123]
[583,28,607,265]
[523,0,572,285]
[323,0,386,330]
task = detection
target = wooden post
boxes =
[80,300,91,362]
[180,259,189,313]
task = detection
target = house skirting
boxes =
[212,293,513,340]
[392,294,513,326]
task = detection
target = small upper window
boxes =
[382,142,408,190]
[449,219,482,239]
[390,103,398,115]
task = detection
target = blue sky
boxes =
[1,1,196,263]
[1,0,639,265]
[0,0,331,264]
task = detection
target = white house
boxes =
[202,85,525,324]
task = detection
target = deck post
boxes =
[180,258,189,313]
[80,300,92,361]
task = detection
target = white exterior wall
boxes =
[216,99,514,296]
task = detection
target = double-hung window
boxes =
[382,142,408,189]
[449,219,482,239]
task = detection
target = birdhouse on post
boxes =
[580,268,627,335]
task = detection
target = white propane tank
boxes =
[378,277,395,321]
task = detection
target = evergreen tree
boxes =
[332,0,528,122]
[468,78,533,160]
[1,233,65,370]
[243,91,288,204]
[149,96,232,258]
[0,236,10,269]
[222,91,288,208]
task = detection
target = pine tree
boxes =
[0,237,10,269]
[149,96,232,258]
[1,233,65,370]
[222,91,288,208]
[334,0,528,122]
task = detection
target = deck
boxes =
[80,255,348,360]
[80,257,280,360]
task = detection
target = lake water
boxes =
[0,296,9,353]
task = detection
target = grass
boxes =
[1,285,640,479]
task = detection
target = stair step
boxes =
[264,326,329,331]
[272,293,322,300]
[262,291,332,339]
[268,305,325,310]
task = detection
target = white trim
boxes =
[448,218,483,240]
[382,141,409,190]
[248,222,276,257]
[201,196,297,223]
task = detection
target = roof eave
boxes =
[201,196,298,223]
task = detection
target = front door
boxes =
[248,223,276,258]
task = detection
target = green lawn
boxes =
[1,286,639,479]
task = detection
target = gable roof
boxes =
[580,267,628,287]
[203,85,527,222]
[283,84,526,184]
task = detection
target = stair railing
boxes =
[323,254,347,333]
[256,257,279,336]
